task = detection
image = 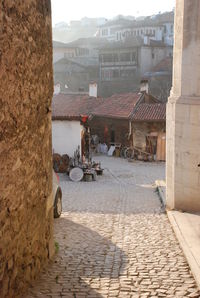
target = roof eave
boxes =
[92,114,131,120]
[132,119,166,122]
[52,116,81,121]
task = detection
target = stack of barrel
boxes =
[53,153,69,173]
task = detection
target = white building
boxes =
[52,120,82,156]
[52,84,100,157]
[116,25,163,43]
[98,11,174,46]
[98,18,133,41]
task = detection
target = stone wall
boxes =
[0,1,54,297]
[132,122,165,151]
[166,0,200,212]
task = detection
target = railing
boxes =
[100,61,137,66]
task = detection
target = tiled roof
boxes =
[52,93,103,120]
[93,93,142,119]
[98,37,143,50]
[121,11,174,29]
[99,19,132,28]
[132,103,166,121]
[66,37,109,47]
[52,93,165,122]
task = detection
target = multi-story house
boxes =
[98,37,173,96]
[98,18,133,41]
[98,11,174,46]
[53,41,90,63]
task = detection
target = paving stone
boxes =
[25,157,200,298]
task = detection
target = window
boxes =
[120,52,131,62]
[113,53,119,62]
[101,69,111,80]
[103,53,113,62]
[102,28,108,36]
[99,54,103,63]
[110,28,116,34]
[120,69,136,78]
[113,69,120,78]
[131,52,137,62]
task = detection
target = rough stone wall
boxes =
[132,122,165,150]
[0,1,54,297]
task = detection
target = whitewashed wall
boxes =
[52,120,82,157]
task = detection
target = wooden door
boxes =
[156,132,166,161]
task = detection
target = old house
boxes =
[52,84,102,157]
[90,90,166,160]
[52,81,166,161]
[53,57,99,93]
[98,18,133,41]
[143,57,173,102]
[98,11,174,46]
[53,39,92,64]
[53,37,108,93]
[116,11,174,46]
[63,37,108,59]
[98,37,173,96]
[131,102,166,160]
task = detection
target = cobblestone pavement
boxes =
[27,156,200,298]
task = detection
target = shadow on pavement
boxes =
[26,218,127,297]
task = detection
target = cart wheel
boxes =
[69,167,84,182]
[125,148,134,159]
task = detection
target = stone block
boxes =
[189,105,200,125]
[175,103,190,123]
[174,185,200,212]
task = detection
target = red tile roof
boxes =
[52,93,103,120]
[52,93,165,122]
[92,93,142,119]
[132,103,166,121]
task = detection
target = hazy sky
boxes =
[51,0,175,25]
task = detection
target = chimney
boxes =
[89,82,97,98]
[140,79,149,94]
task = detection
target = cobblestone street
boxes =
[27,156,200,298]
